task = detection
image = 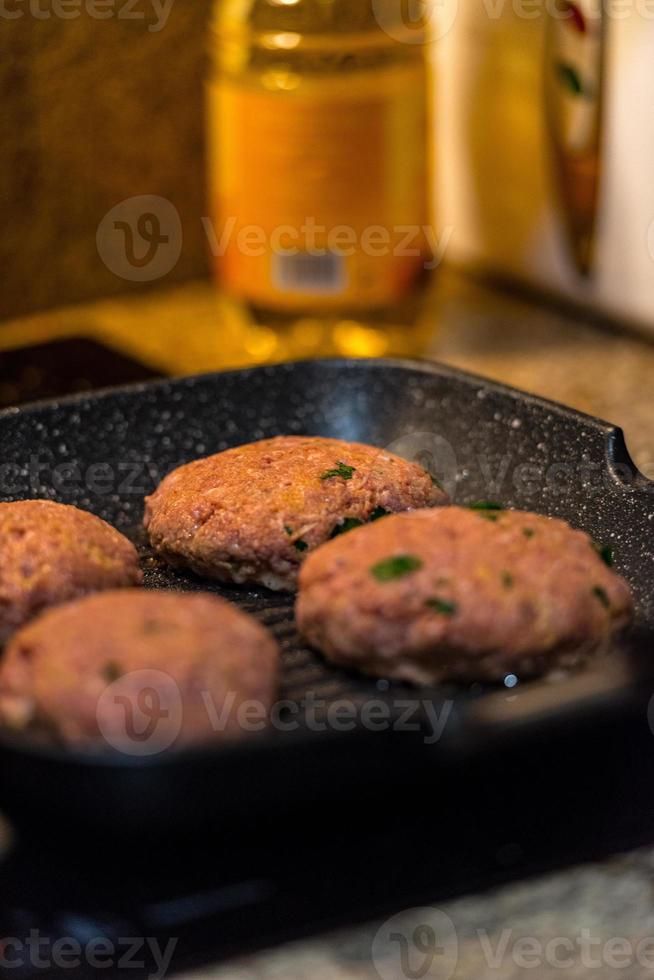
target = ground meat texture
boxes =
[143,436,448,592]
[296,507,634,684]
[0,500,142,644]
[0,589,280,748]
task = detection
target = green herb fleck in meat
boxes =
[330,506,390,539]
[469,501,504,522]
[320,461,356,481]
[425,597,457,616]
[592,542,614,568]
[284,526,308,550]
[523,528,536,539]
[371,554,423,582]
[502,571,515,589]
[592,585,611,609]
[330,517,364,539]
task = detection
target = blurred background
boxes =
[2,3,205,318]
[1,0,653,476]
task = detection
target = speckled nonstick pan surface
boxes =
[0,358,652,838]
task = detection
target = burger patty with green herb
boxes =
[0,499,142,644]
[296,506,633,684]
[0,589,280,747]
[144,436,448,591]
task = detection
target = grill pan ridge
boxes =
[0,357,651,837]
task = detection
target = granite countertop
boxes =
[184,848,654,980]
[2,269,654,979]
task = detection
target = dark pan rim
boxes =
[0,355,625,433]
[0,355,650,489]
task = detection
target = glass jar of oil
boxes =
[207,0,432,316]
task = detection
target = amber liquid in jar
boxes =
[207,0,433,320]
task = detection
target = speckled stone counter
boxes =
[2,269,654,979]
[180,847,654,979]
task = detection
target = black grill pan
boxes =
[0,357,652,841]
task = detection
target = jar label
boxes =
[208,65,430,309]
